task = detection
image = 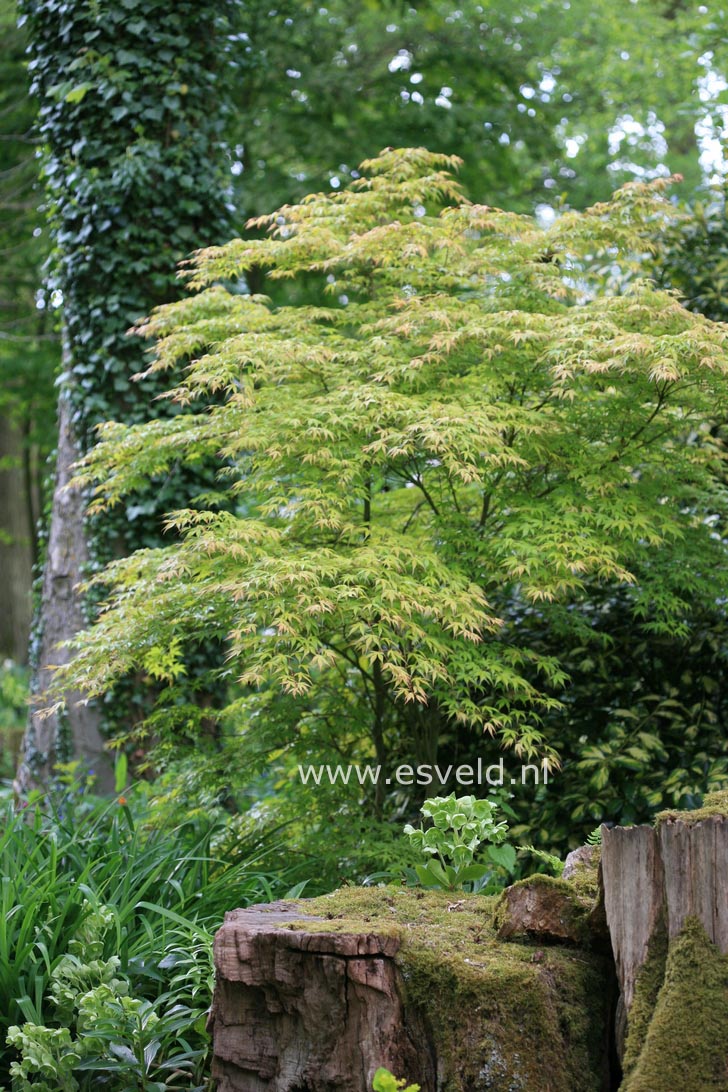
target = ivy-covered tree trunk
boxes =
[16,0,232,793]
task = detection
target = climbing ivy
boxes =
[22,0,234,740]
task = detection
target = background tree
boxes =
[16,0,234,791]
[657,184,728,324]
[226,0,716,222]
[0,0,57,665]
[9,0,728,838]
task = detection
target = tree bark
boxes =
[601,814,728,1077]
[209,902,432,1092]
[15,386,114,794]
[600,824,665,1013]
[602,818,728,1007]
[209,889,614,1092]
[0,414,33,662]
[16,0,231,792]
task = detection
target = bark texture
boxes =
[15,389,113,794]
[210,903,431,1092]
[210,887,613,1092]
[602,813,728,1087]
[602,817,728,1011]
[601,824,665,1013]
[659,815,728,951]
[495,877,591,944]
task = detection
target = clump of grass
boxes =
[0,784,292,1088]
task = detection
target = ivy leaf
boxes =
[64,82,94,104]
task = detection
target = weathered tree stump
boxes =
[601,801,728,1090]
[601,825,665,1014]
[210,803,728,1092]
[495,876,593,944]
[209,901,431,1092]
[209,887,613,1092]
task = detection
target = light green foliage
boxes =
[10,977,205,1092]
[14,0,728,809]
[54,148,728,799]
[517,844,564,876]
[6,1025,80,1092]
[586,827,603,847]
[372,1067,420,1092]
[404,793,514,891]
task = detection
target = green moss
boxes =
[655,789,728,826]
[304,884,497,932]
[623,918,728,1092]
[399,937,608,1092]
[621,919,668,1079]
[565,846,601,902]
[506,874,575,896]
[289,887,611,1092]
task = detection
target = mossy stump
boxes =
[209,887,613,1092]
[602,796,728,1090]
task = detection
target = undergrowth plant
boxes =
[0,782,291,1089]
[372,1068,420,1092]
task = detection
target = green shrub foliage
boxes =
[0,783,287,1088]
[55,148,728,801]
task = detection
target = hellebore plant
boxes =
[403,793,516,892]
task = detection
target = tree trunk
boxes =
[15,386,114,794]
[0,414,33,662]
[601,814,728,1089]
[210,902,430,1092]
[16,0,231,791]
